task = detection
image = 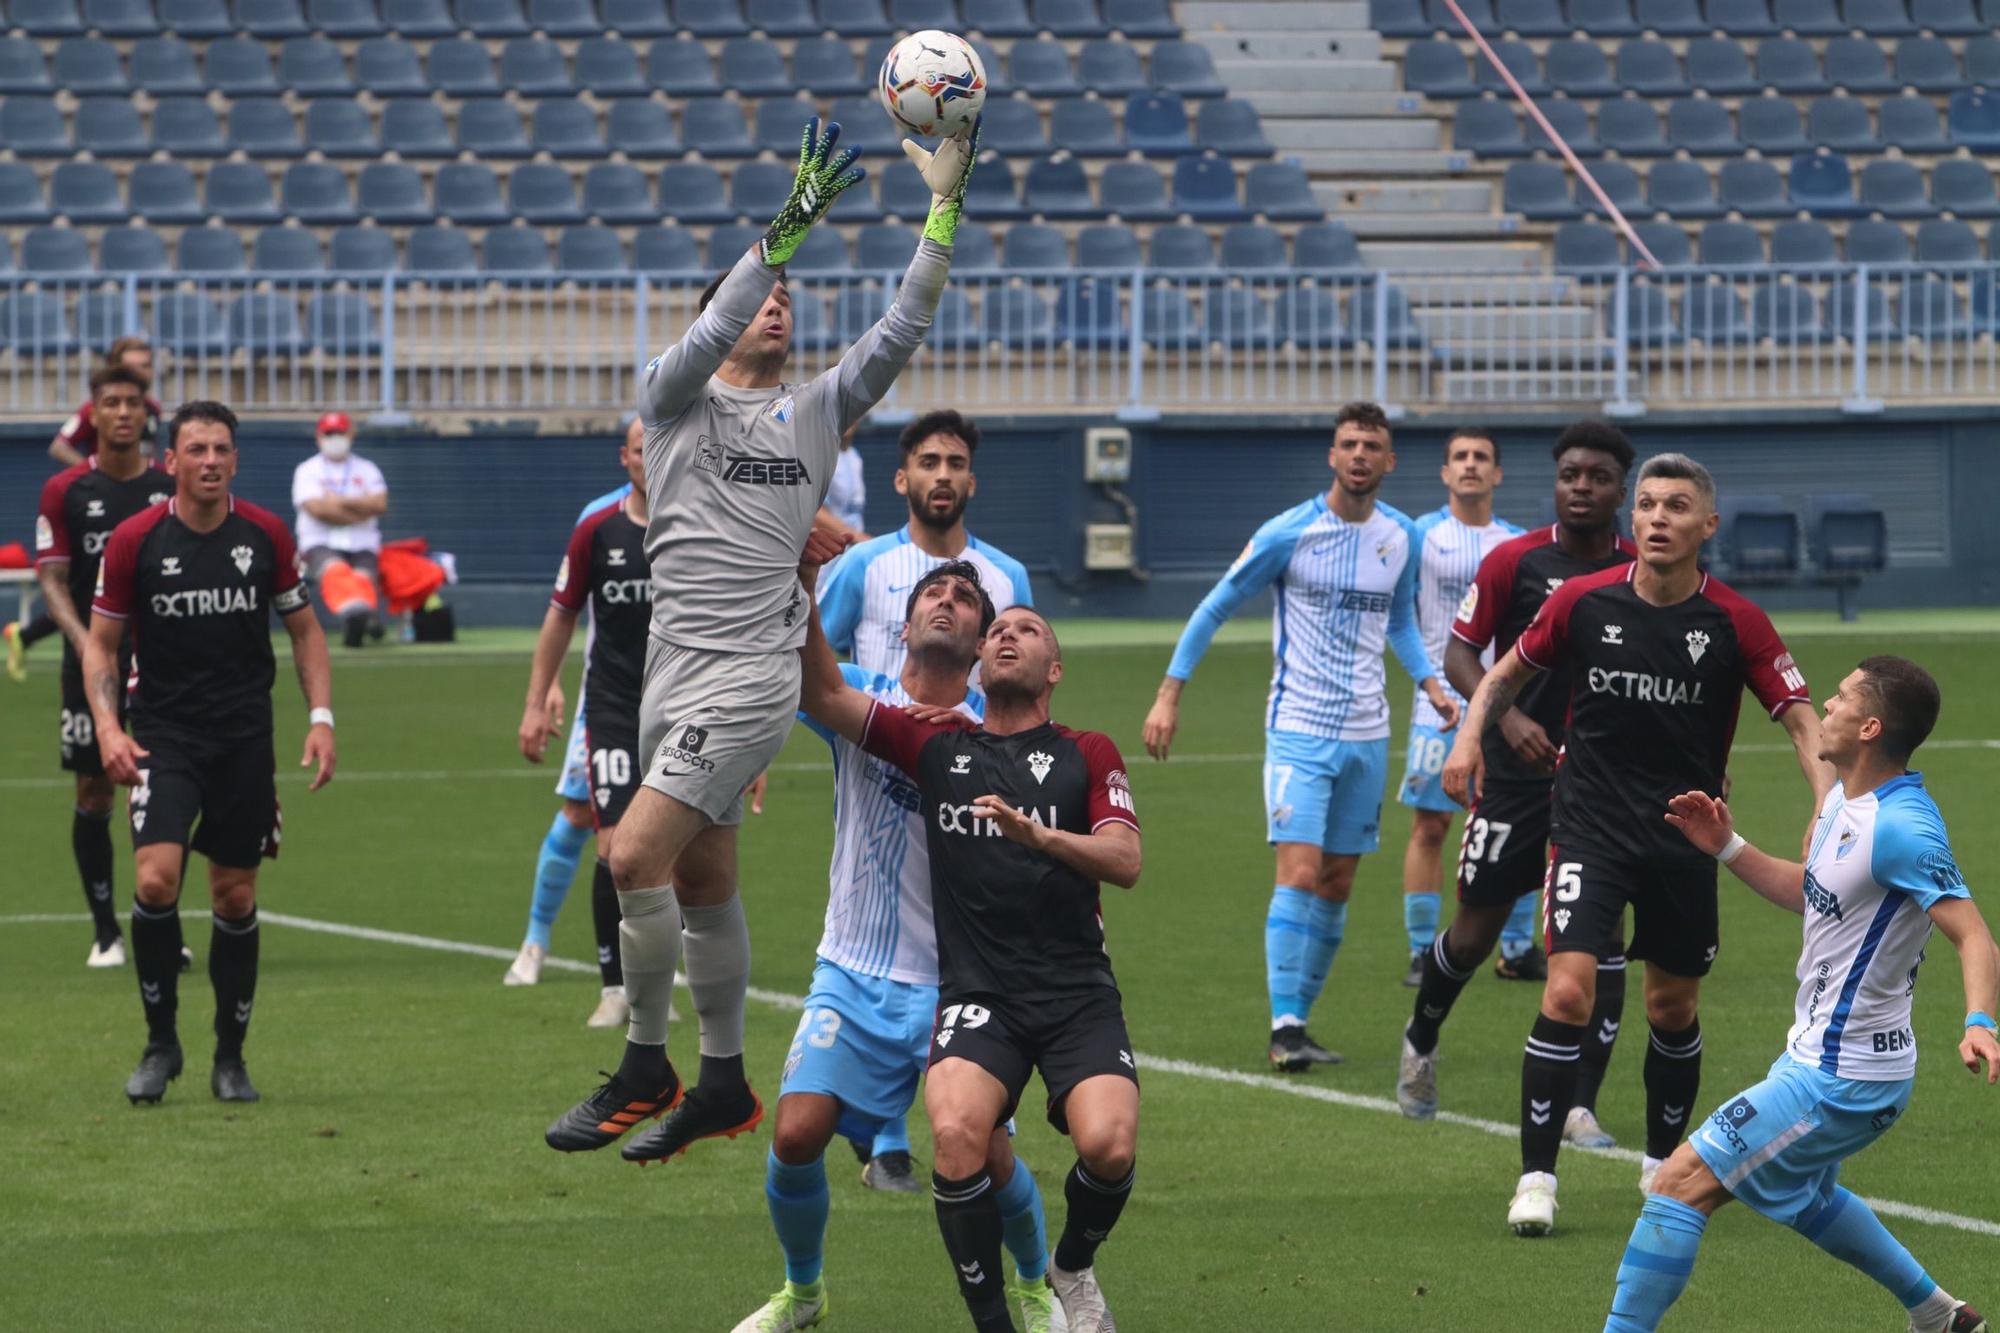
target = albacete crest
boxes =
[1027,750,1054,784]
[1685,629,1711,663]
[231,544,254,576]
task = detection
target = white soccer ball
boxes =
[878,30,987,140]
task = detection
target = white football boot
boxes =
[503,942,545,986]
[86,937,127,969]
[1563,1105,1617,1150]
[585,985,630,1029]
[1508,1171,1558,1237]
[1050,1265,1114,1333]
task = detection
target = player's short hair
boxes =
[904,559,997,636]
[168,400,238,449]
[698,268,786,312]
[898,409,981,460]
[1551,420,1635,476]
[1636,451,1715,506]
[1333,401,1391,440]
[1854,655,1941,762]
[1446,427,1500,464]
[107,335,152,365]
[89,363,148,401]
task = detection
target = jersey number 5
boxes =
[1550,861,1583,903]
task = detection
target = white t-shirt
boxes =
[292,453,387,553]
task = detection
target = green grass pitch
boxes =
[3,618,1997,1331]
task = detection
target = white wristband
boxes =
[1716,832,1748,866]
[309,707,335,729]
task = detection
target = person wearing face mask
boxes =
[291,411,389,649]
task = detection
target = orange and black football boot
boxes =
[544,1066,682,1152]
[620,1080,763,1163]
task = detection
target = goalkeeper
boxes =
[542,117,986,1168]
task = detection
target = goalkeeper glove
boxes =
[759,118,865,267]
[900,116,981,248]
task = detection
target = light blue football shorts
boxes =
[783,957,938,1147]
[1397,720,1459,813]
[555,704,591,803]
[1263,729,1390,855]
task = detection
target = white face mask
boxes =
[318,433,353,461]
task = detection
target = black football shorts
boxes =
[58,651,133,778]
[1542,835,1719,978]
[585,710,642,830]
[129,729,280,870]
[927,989,1140,1135]
[1454,778,1553,909]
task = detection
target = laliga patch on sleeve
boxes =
[35,514,54,553]
[1455,583,1478,622]
[1226,540,1255,574]
[94,562,107,596]
[554,556,570,593]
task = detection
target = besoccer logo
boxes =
[680,725,708,754]
[1685,629,1711,663]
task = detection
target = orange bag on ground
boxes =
[378,538,448,616]
[318,558,379,616]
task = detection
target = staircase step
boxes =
[1212,57,1398,90]
[1419,306,1602,340]
[1360,240,1550,273]
[1315,177,1495,213]
[1268,118,1441,151]
[1178,1,1371,29]
[1438,368,1619,401]
[1329,212,1527,238]
[1182,29,1384,61]
[1241,88,1429,117]
[1286,148,1469,174]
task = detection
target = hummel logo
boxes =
[1084,1228,1109,1242]
[1601,624,1624,645]
[141,981,161,1004]
[91,880,111,901]
[1027,750,1053,784]
[234,1000,253,1024]
[1530,1098,1552,1126]
[607,548,627,567]
[950,754,971,775]
[1685,629,1710,664]
[86,498,105,517]
[598,946,613,964]
[957,1261,984,1285]
[1421,1004,1446,1019]
[1545,577,1565,595]
[161,557,182,576]
[1598,1019,1620,1043]
[1553,908,1572,932]
[1663,1104,1687,1126]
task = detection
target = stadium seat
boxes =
[1197,99,1275,156]
[1910,0,1982,29]
[728,160,792,219]
[1914,218,1978,266]
[297,101,371,158]
[127,162,200,222]
[1547,40,1619,98]
[152,98,226,156]
[818,0,894,34]
[1504,160,1582,219]
[308,291,382,354]
[892,0,960,27]
[232,292,310,356]
[1614,40,1687,98]
[160,0,234,32]
[1053,275,1126,345]
[823,94,900,156]
[1426,0,1492,27]
[1,98,69,157]
[527,0,597,31]
[576,40,647,96]
[1204,289,1276,349]
[1880,96,1950,153]
[656,162,736,222]
[232,101,308,160]
[96,226,166,274]
[240,0,311,35]
[1097,159,1174,220]
[633,224,701,272]
[1822,38,1895,96]
[1859,160,1933,218]
[22,227,88,273]
[1613,282,1680,344]
[1075,222,1141,270]
[382,0,454,31]
[0,163,53,224]
[79,98,149,157]
[459,101,530,157]
[1404,40,1474,98]
[1751,280,1824,341]
[483,226,553,272]
[1930,159,2000,217]
[1137,287,1197,348]
[1151,41,1227,98]
[1699,219,1765,267]
[208,161,282,223]
[15,0,85,32]
[1771,0,1841,30]
[504,162,579,224]
[1034,0,1109,36]
[354,162,431,223]
[1554,220,1620,272]
[533,102,607,158]
[676,0,749,33]
[0,38,52,94]
[919,288,977,349]
[357,38,428,96]
[1245,162,1322,220]
[1811,494,1887,578]
[174,225,247,273]
[1968,32,1999,80]
[253,226,325,273]
[1686,39,1759,97]
[1124,92,1192,155]
[794,38,865,95]
[1497,0,1569,32]
[1052,99,1122,156]
[1078,39,1145,96]
[704,223,764,269]
[1529,98,1600,156]
[1770,217,1837,266]
[1632,219,1692,267]
[501,38,573,95]
[1104,0,1175,33]
[436,162,509,224]
[1149,223,1217,269]
[720,37,791,97]
[1002,222,1069,269]
[380,100,453,156]
[983,98,1051,156]
[1647,159,1723,217]
[1478,39,1549,96]
[1170,155,1247,219]
[1790,151,1861,216]
[951,221,998,273]
[0,291,80,355]
[607,100,682,157]
[648,39,719,94]
[1844,219,1910,266]
[332,225,399,271]
[1371,0,1430,32]
[781,229,849,273]
[1599,98,1669,156]
[408,227,478,273]
[430,40,501,97]
[1349,284,1426,347]
[1739,97,1811,155]
[87,0,162,32]
[1666,99,1742,155]
[1839,0,1914,32]
[281,38,352,95]
[576,162,650,223]
[1636,0,1709,30]
[755,96,822,154]
[1717,497,1799,579]
[1808,96,1882,153]
[1828,281,1899,341]
[1026,156,1101,217]
[1892,39,1961,95]
[1948,89,2000,152]
[1567,0,1641,33]
[745,0,817,33]
[1900,274,1968,338]
[854,223,917,272]
[1274,287,1356,348]
[1680,281,1751,341]
[1757,40,1827,96]
[602,0,672,32]
[1577,158,1643,217]
[283,160,358,223]
[1454,99,1526,155]
[968,37,1004,87]
[209,37,282,94]
[1294,220,1363,270]
[684,100,755,156]
[54,38,128,95]
[1010,39,1080,97]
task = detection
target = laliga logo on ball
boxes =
[879,30,987,139]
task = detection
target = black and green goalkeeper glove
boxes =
[759,118,865,267]
[899,114,981,248]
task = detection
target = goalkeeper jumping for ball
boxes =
[543,116,982,1165]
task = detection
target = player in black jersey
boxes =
[519,425,649,1033]
[1398,422,1637,1148]
[32,365,172,967]
[799,584,1143,1333]
[1443,452,1830,1238]
[86,401,337,1106]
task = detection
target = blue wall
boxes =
[5,407,1990,624]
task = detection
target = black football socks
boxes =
[1407,933,1479,1056]
[1575,954,1627,1112]
[1522,1013,1586,1174]
[209,908,260,1062]
[591,860,623,989]
[1054,1159,1135,1273]
[131,900,182,1046]
[73,805,119,947]
[1644,1019,1703,1161]
[934,1168,1014,1331]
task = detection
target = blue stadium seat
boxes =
[1196,98,1273,155]
[1930,158,2000,217]
[745,0,817,33]
[207,36,282,94]
[361,162,435,223]
[1968,33,1999,81]
[892,0,959,27]
[603,0,671,30]
[1839,0,1913,33]
[1577,158,1643,217]
[1274,286,1355,347]
[704,223,764,269]
[283,160,358,222]
[1426,0,1492,26]
[1757,40,1827,96]
[982,97,1050,156]
[1699,220,1764,267]
[1138,287,1197,347]
[153,293,232,356]
[459,100,530,157]
[1808,96,1881,153]
[281,38,352,95]
[1647,159,1723,216]
[1892,38,1960,95]
[965,0,1033,36]
[208,161,282,223]
[175,225,247,272]
[1371,0,1430,32]
[436,162,509,223]
[293,101,363,157]
[785,228,850,274]
[1245,161,1321,220]
[1205,289,1276,349]
[1148,222,1216,268]
[1504,160,1582,219]
[153,98,226,156]
[1034,0,1108,36]
[382,0,454,30]
[1498,0,1569,32]
[1880,96,1949,152]
[0,164,53,223]
[827,286,884,343]
[509,163,582,223]
[1348,284,1426,347]
[2,98,69,157]
[576,39,647,96]
[1914,218,1978,265]
[1051,99,1121,156]
[1844,219,1909,265]
[1075,222,1141,269]
[1125,91,1193,155]
[1529,98,1600,155]
[15,0,85,32]
[1899,276,1967,338]
[1220,222,1287,270]
[1910,0,1981,29]
[1294,220,1362,269]
[87,0,162,33]
[720,37,792,97]
[1771,0,1841,30]
[579,162,651,222]
[1679,282,1750,341]
[101,225,169,272]
[1614,40,1687,97]
[1822,38,1895,95]
[228,294,308,359]
[646,37,718,95]
[1170,155,1247,218]
[677,0,748,34]
[534,101,607,157]
[1567,0,1640,33]
[1611,282,1680,344]
[79,98,149,156]
[1632,219,1692,267]
[254,226,324,271]
[1828,281,1898,341]
[854,222,916,272]
[1097,159,1174,220]
[1477,39,1548,95]
[408,227,478,272]
[22,227,88,272]
[54,38,128,95]
[1454,99,1526,155]
[1002,222,1068,269]
[607,100,682,156]
[381,100,452,156]
[1686,41,1759,98]
[1740,97,1811,154]
[1151,40,1227,97]
[131,39,201,95]
[0,292,80,355]
[357,38,428,96]
[794,38,865,94]
[430,39,501,96]
[1635,0,1708,28]
[1770,217,1836,265]
[656,162,735,222]
[951,221,998,272]
[1859,159,1933,218]
[1790,150,1861,216]
[1948,88,2000,152]
[1026,155,1100,217]
[1547,39,1618,97]
[238,0,310,36]
[1599,98,1669,155]
[922,289,979,350]
[484,226,553,272]
[501,38,573,95]
[309,291,382,354]
[332,226,399,271]
[527,0,596,31]
[684,100,755,156]
[159,0,233,32]
[1104,0,1174,32]
[755,96,822,154]
[728,160,792,217]
[1666,99,1741,155]
[1403,40,1474,97]
[1078,39,1145,96]
[0,38,52,93]
[1055,275,1126,345]
[1717,157,1791,216]
[633,224,701,272]
[819,0,893,33]
[1010,40,1080,97]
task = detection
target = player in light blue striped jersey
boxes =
[1394,427,1539,989]
[1145,402,1458,1072]
[1604,656,1998,1333]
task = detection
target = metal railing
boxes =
[3,263,1997,417]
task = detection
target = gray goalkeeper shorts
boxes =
[638,639,800,827]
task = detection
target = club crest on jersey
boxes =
[86,498,105,517]
[1601,624,1624,645]
[767,395,795,424]
[231,544,253,575]
[1026,750,1053,784]
[693,434,724,477]
[1553,908,1572,932]
[950,754,971,775]
[1685,629,1711,663]
[161,556,182,576]
[1376,540,1393,566]
[1835,824,1859,861]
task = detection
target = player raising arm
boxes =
[1602,656,1996,1333]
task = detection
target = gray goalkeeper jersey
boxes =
[638,238,950,654]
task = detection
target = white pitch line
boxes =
[6,911,1994,1239]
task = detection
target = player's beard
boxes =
[1337,473,1384,500]
[909,488,969,533]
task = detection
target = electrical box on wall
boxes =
[1084,427,1132,483]
[1084,523,1135,571]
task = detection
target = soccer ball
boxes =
[878,30,986,139]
